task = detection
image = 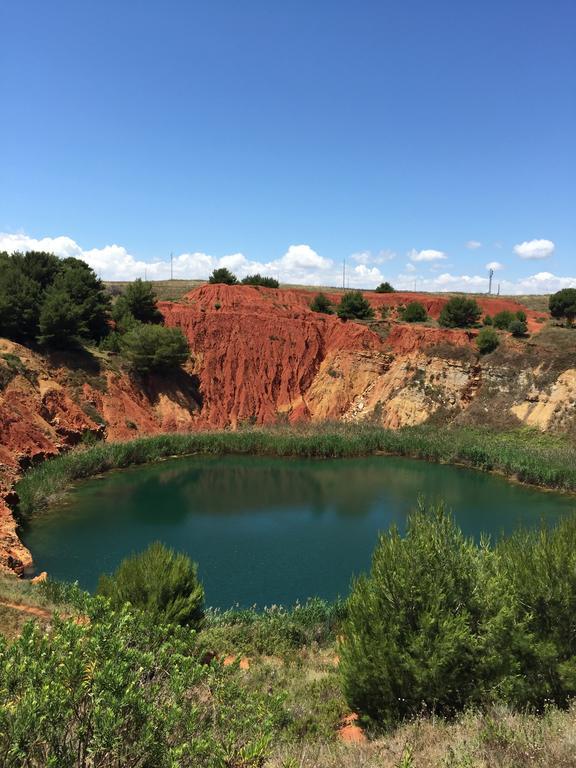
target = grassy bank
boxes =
[15,424,576,517]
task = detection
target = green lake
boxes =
[22,455,576,608]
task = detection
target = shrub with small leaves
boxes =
[98,541,205,627]
[337,291,374,321]
[310,292,334,314]
[509,319,528,337]
[476,327,499,354]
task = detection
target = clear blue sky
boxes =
[0,0,574,292]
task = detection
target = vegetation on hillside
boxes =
[336,291,375,321]
[476,326,499,354]
[549,288,576,326]
[208,267,238,285]
[241,274,280,288]
[0,251,110,347]
[374,282,395,293]
[400,301,427,323]
[310,292,334,314]
[439,296,482,328]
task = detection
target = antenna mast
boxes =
[488,268,494,295]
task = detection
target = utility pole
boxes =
[488,268,494,295]
[497,283,501,296]
[342,257,346,290]
[170,252,173,280]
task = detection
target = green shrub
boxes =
[493,310,515,330]
[549,288,576,326]
[0,600,278,767]
[401,301,427,323]
[340,505,484,724]
[515,310,527,323]
[0,251,110,346]
[509,319,528,337]
[310,292,334,314]
[113,278,163,324]
[494,516,576,708]
[375,282,395,293]
[97,542,205,627]
[209,267,238,285]
[241,274,279,288]
[476,327,499,354]
[483,315,493,326]
[121,323,189,373]
[336,291,374,321]
[439,297,482,328]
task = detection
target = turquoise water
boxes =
[22,455,575,608]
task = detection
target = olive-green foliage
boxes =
[113,278,163,324]
[494,516,576,708]
[476,327,499,354]
[515,310,527,323]
[241,274,279,288]
[310,292,334,314]
[375,282,395,293]
[549,288,576,326]
[0,250,110,346]
[98,542,205,627]
[201,598,347,656]
[341,508,576,726]
[121,323,190,373]
[439,297,482,328]
[509,319,528,337]
[483,315,493,325]
[15,425,576,518]
[493,310,515,330]
[340,505,485,724]
[0,600,280,768]
[209,267,238,285]
[401,301,427,323]
[336,291,375,321]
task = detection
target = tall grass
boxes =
[15,424,576,518]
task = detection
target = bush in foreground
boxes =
[0,601,278,768]
[341,506,576,726]
[98,541,205,627]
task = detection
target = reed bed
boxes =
[15,424,576,518]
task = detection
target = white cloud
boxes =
[393,270,576,295]
[466,240,482,250]
[2,231,573,295]
[485,261,504,271]
[513,238,555,260]
[351,249,395,265]
[409,248,447,263]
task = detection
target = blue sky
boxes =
[0,0,574,292]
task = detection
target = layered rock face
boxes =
[1,284,573,574]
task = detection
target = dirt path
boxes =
[0,599,52,621]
